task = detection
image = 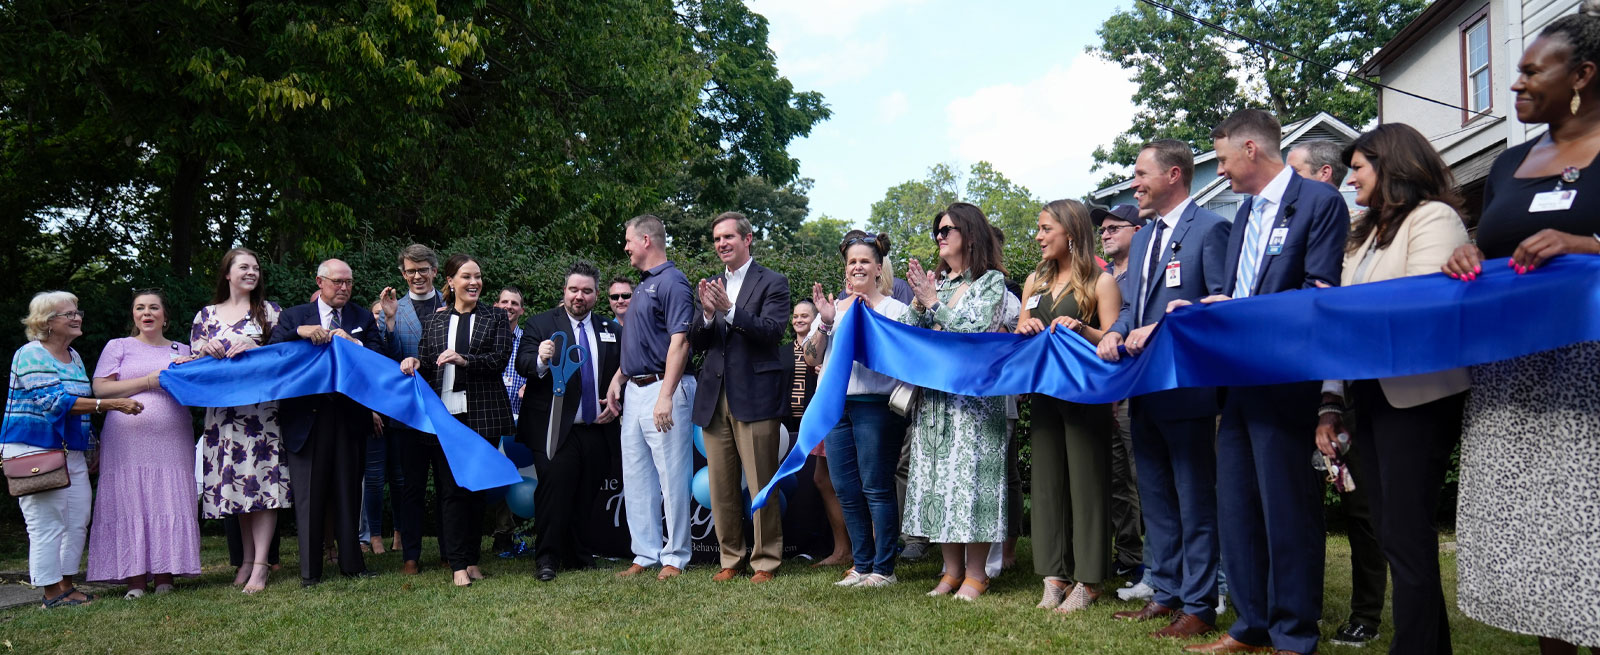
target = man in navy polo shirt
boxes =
[605,214,698,581]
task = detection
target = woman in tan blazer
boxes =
[1316,123,1468,655]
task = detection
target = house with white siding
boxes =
[1357,0,1580,221]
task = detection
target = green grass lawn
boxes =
[0,535,1541,654]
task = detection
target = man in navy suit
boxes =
[268,259,390,586]
[516,262,621,582]
[1175,110,1347,655]
[690,211,791,583]
[1098,140,1231,640]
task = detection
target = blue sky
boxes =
[748,0,1139,226]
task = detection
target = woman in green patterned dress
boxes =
[902,202,1011,601]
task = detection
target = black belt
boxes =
[629,374,663,386]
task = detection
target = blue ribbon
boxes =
[753,256,1600,508]
[159,337,522,491]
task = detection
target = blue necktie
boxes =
[1235,196,1269,298]
[577,320,597,423]
[1140,218,1167,319]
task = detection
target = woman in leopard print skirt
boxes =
[1443,7,1600,651]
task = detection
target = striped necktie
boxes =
[1234,196,1270,298]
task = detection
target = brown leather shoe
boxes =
[656,565,683,581]
[750,570,776,584]
[1151,613,1218,639]
[1113,601,1176,621]
[400,560,420,575]
[711,568,741,582]
[1182,634,1274,653]
[615,564,649,578]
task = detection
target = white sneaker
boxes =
[859,573,897,588]
[834,568,867,587]
[1116,581,1155,601]
[1216,593,1228,616]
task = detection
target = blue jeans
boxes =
[359,432,405,542]
[824,397,906,576]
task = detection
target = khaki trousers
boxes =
[703,389,784,572]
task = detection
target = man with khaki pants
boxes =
[690,211,791,583]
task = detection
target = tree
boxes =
[1090,0,1426,178]
[867,161,1041,266]
[791,213,851,257]
[658,175,814,252]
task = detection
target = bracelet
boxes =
[1317,402,1344,417]
[94,399,101,413]
[818,322,833,334]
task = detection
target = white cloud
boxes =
[877,90,909,123]
[945,53,1138,198]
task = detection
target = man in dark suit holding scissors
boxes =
[268,258,390,586]
[1098,140,1231,640]
[690,211,791,583]
[1173,109,1347,655]
[517,262,621,582]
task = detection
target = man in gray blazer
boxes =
[1098,139,1231,640]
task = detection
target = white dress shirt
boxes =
[440,311,474,415]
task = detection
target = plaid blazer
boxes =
[418,303,516,438]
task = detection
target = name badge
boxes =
[1530,189,1576,213]
[599,332,617,343]
[1266,227,1289,255]
[1025,294,1042,310]
[1164,261,1182,288]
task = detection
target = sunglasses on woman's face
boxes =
[934,225,959,241]
[609,293,633,301]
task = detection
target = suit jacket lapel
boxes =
[733,264,761,313]
[1254,176,1301,296]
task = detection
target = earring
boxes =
[1573,89,1582,115]
[1068,240,1075,254]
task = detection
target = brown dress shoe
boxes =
[1151,613,1217,639]
[1182,634,1274,653]
[615,564,649,578]
[750,570,776,584]
[1113,601,1176,621]
[711,568,741,582]
[656,565,683,581]
[400,560,420,575]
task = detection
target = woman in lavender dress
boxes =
[191,248,289,594]
[88,290,203,598]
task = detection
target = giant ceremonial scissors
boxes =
[545,330,589,457]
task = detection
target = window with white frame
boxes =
[1463,14,1491,116]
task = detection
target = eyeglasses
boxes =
[401,267,433,278]
[1099,225,1133,236]
[934,225,959,241]
[50,310,85,320]
[609,293,633,301]
[319,277,355,288]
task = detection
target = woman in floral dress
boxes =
[902,203,1010,601]
[191,247,289,594]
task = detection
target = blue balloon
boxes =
[500,437,535,469]
[691,467,712,508]
[692,425,707,458]
[506,475,538,519]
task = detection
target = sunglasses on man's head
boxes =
[609,293,633,301]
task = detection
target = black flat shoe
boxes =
[537,565,557,582]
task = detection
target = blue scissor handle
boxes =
[548,330,588,396]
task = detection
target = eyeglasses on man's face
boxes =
[319,277,354,288]
[609,293,633,301]
[1099,224,1133,236]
